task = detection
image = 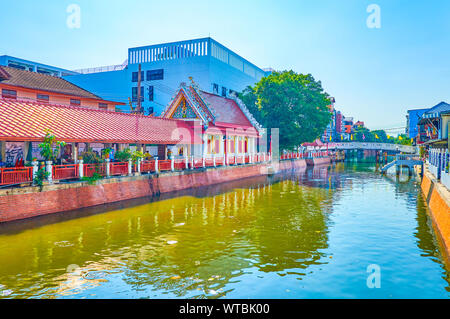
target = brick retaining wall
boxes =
[0,159,307,223]
[420,167,450,265]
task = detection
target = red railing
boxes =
[158,160,172,171]
[141,160,155,173]
[53,164,79,180]
[110,162,128,176]
[0,167,33,186]
[216,157,224,166]
[0,153,286,187]
[193,158,203,168]
[174,159,186,171]
[205,158,214,167]
[83,163,106,177]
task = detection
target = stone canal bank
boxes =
[420,165,450,265]
[0,159,308,223]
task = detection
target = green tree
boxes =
[372,130,388,143]
[240,71,332,150]
[394,134,412,145]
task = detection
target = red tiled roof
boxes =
[0,99,201,144]
[0,66,101,100]
[200,91,253,128]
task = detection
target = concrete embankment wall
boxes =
[306,157,331,166]
[0,159,307,223]
[420,167,450,264]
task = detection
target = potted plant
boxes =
[102,148,111,160]
[38,130,66,164]
[115,148,132,162]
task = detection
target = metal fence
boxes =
[428,149,450,190]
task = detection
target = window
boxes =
[70,99,81,106]
[132,87,144,102]
[213,83,219,94]
[132,71,144,82]
[222,86,227,97]
[99,103,108,110]
[146,69,164,81]
[37,67,59,77]
[7,61,33,71]
[37,94,49,103]
[148,86,154,101]
[2,89,17,99]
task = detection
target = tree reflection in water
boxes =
[0,163,448,298]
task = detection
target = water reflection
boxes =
[0,171,333,298]
[0,163,448,298]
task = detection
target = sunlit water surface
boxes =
[0,163,448,299]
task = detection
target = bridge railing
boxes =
[395,154,421,161]
[331,142,415,153]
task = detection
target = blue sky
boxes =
[1,0,450,132]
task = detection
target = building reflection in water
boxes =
[0,162,448,298]
[0,169,334,298]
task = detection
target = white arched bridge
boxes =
[326,142,416,154]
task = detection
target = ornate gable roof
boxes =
[161,81,215,125]
[161,79,262,135]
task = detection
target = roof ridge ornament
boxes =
[229,94,264,134]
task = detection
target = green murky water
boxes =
[0,163,448,298]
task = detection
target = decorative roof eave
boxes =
[161,87,207,124]
[189,85,217,122]
[181,86,214,123]
[228,94,264,135]
[161,82,216,127]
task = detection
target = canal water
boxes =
[0,163,448,299]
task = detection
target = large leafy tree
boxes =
[240,71,332,150]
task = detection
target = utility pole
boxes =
[137,64,142,113]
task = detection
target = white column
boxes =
[72,143,78,163]
[105,158,111,177]
[128,158,132,176]
[137,158,141,173]
[191,155,194,170]
[46,161,53,184]
[78,160,84,178]
[203,134,208,160]
[32,161,39,182]
[171,156,175,171]
[185,154,189,170]
[213,154,216,167]
[155,156,159,173]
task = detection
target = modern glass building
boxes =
[63,38,270,115]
